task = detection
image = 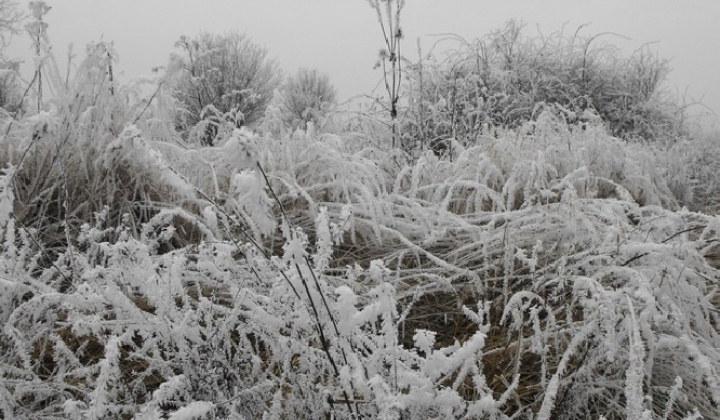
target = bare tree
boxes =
[168,31,281,145]
[279,67,336,130]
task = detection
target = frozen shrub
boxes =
[276,67,337,131]
[663,131,720,214]
[402,20,686,152]
[167,31,282,146]
[0,39,201,269]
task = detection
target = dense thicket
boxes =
[0,9,718,420]
[400,21,685,151]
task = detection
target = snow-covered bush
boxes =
[662,132,720,214]
[167,31,282,146]
[0,41,201,269]
[401,20,685,151]
[275,67,337,132]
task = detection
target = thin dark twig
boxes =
[256,161,344,339]
[4,70,39,136]
[622,252,649,267]
[257,160,359,416]
[255,161,293,229]
[132,82,163,125]
[162,162,304,300]
[293,261,355,415]
[661,226,704,244]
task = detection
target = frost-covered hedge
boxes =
[401,20,685,150]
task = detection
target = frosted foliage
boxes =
[168,401,215,420]
[0,165,13,228]
[0,37,718,420]
[230,170,276,238]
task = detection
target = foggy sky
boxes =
[7,0,719,128]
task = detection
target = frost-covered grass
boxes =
[0,33,719,420]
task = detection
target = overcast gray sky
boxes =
[7,0,720,128]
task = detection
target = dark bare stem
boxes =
[132,82,163,125]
